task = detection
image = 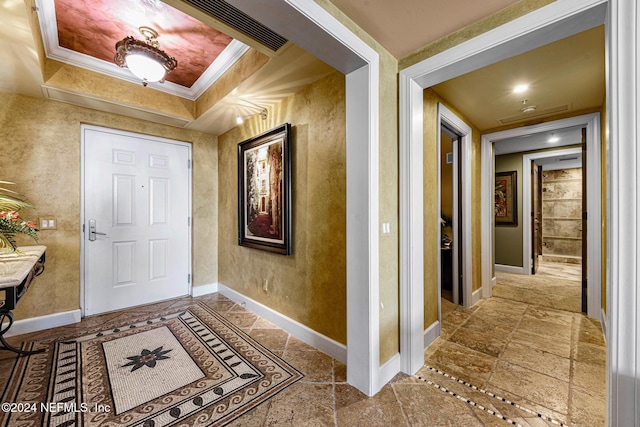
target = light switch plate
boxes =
[38,217,57,230]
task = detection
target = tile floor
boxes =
[493,261,582,313]
[0,289,606,426]
[536,260,581,282]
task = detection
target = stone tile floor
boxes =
[494,261,582,313]
[536,260,581,282]
[0,291,606,426]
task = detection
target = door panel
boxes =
[84,128,190,315]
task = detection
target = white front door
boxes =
[82,125,191,316]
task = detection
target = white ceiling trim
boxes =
[35,0,248,100]
[41,85,192,127]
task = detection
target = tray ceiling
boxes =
[37,0,249,99]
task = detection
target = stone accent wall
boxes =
[541,168,582,263]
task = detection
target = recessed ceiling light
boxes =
[513,84,529,94]
[548,134,560,143]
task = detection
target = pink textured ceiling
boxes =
[54,0,233,88]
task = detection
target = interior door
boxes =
[531,161,542,274]
[83,126,191,316]
[581,127,588,312]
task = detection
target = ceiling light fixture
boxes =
[115,26,178,87]
[520,99,537,113]
[548,134,560,143]
[513,84,529,94]
[235,108,268,126]
[232,94,269,126]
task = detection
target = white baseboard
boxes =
[423,320,441,348]
[379,353,401,387]
[192,282,218,297]
[492,276,497,287]
[471,288,482,306]
[600,308,608,341]
[495,264,525,275]
[217,284,347,364]
[3,309,81,338]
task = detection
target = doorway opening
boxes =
[399,0,606,375]
[492,129,586,313]
[483,113,600,318]
[439,125,461,305]
[437,103,473,315]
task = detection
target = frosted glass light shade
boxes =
[125,54,167,83]
[114,33,177,87]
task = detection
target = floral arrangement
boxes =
[0,181,38,251]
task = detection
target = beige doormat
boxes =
[1,302,302,426]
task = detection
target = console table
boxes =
[0,245,46,355]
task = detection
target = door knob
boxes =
[88,219,107,241]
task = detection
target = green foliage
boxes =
[0,181,38,251]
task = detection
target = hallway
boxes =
[493,261,582,313]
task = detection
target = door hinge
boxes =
[188,159,192,169]
[188,217,191,226]
[188,274,191,284]
[583,212,587,220]
[82,223,85,232]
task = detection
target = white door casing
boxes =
[439,103,473,308]
[607,0,640,424]
[81,125,191,316]
[483,113,601,319]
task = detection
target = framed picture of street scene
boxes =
[238,123,292,255]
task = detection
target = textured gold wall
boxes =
[377,47,400,364]
[217,71,348,344]
[274,0,401,363]
[44,60,196,121]
[423,90,440,326]
[0,91,218,320]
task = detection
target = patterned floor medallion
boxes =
[1,303,303,426]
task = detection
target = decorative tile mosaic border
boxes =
[416,366,567,427]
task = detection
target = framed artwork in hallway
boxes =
[238,123,292,255]
[495,170,517,226]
